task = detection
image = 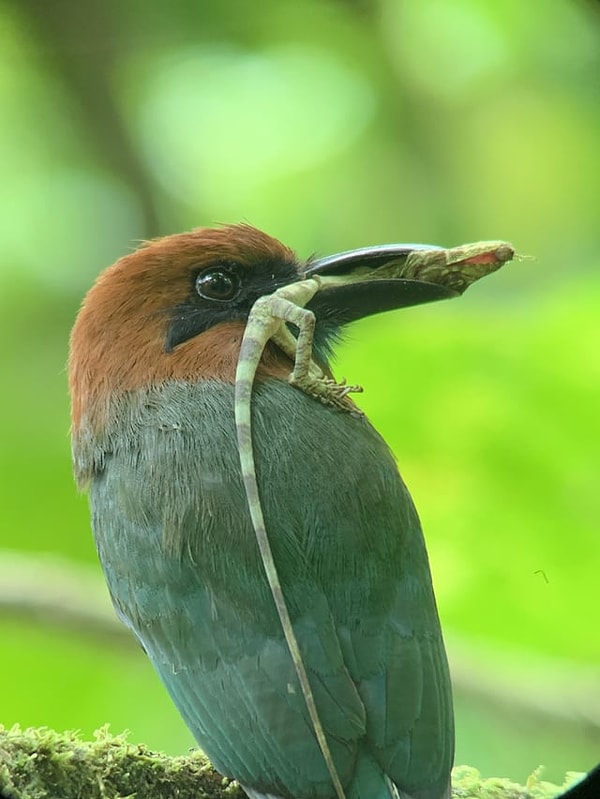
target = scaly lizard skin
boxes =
[233,238,515,799]
[363,241,515,293]
[234,277,353,799]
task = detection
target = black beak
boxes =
[303,240,514,326]
[304,244,459,326]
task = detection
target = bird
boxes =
[69,224,456,799]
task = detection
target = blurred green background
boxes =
[1,0,598,787]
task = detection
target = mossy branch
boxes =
[0,726,584,799]
[0,726,238,799]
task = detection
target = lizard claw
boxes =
[289,373,363,412]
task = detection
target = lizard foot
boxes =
[289,373,363,412]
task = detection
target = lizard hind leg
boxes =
[264,289,363,412]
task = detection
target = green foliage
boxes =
[0,0,598,786]
[336,281,600,663]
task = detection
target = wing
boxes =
[337,539,454,799]
[85,379,453,799]
[255,382,455,799]
[93,526,366,796]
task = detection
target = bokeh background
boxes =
[1,0,598,786]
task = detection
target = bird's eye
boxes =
[196,268,240,302]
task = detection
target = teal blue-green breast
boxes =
[77,379,453,799]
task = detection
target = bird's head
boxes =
[70,225,296,431]
[70,223,505,434]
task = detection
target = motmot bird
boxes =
[69,224,467,799]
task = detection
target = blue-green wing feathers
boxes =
[81,380,453,799]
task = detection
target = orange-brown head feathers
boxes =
[69,224,299,433]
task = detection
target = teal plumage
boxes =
[69,225,454,799]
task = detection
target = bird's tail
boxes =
[242,750,451,799]
[345,752,399,799]
[346,749,451,799]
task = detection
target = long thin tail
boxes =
[234,285,347,799]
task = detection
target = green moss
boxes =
[0,725,240,799]
[450,765,581,798]
[0,726,585,799]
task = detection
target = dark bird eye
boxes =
[196,268,240,302]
